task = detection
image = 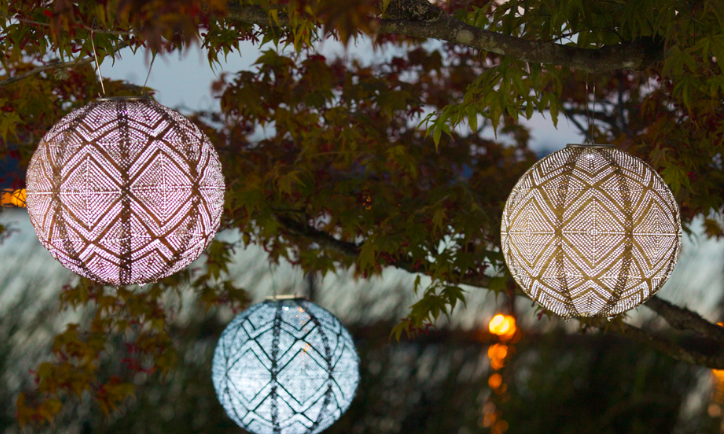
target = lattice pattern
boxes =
[25,97,225,286]
[212,298,360,434]
[501,145,681,318]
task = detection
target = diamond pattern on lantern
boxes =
[212,298,360,434]
[25,97,225,286]
[501,145,682,318]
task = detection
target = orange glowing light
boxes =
[488,343,508,370]
[492,419,509,433]
[0,189,26,207]
[482,412,497,428]
[709,403,722,418]
[488,344,508,360]
[488,373,503,389]
[489,314,516,337]
[490,357,505,370]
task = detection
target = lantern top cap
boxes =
[264,294,307,301]
[566,143,616,149]
[96,95,151,102]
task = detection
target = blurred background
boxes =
[1,39,724,434]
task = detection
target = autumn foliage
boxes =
[1,0,723,426]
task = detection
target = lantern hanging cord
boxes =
[585,72,595,145]
[90,30,106,96]
[142,51,156,95]
[591,75,596,143]
[269,262,278,297]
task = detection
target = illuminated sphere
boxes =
[25,96,225,286]
[501,144,681,318]
[212,297,360,434]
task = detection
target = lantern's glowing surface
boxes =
[25,96,225,286]
[212,298,360,434]
[501,144,681,318]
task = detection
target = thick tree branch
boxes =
[599,319,724,369]
[645,296,724,344]
[225,3,664,73]
[273,216,724,368]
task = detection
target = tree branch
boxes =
[273,212,492,286]
[0,42,130,88]
[598,319,724,369]
[225,2,664,73]
[0,12,132,36]
[273,213,361,258]
[0,57,95,88]
[562,107,618,127]
[272,215,724,368]
[645,295,724,344]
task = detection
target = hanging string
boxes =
[585,71,591,142]
[592,75,597,142]
[269,262,278,298]
[90,30,106,96]
[142,51,157,95]
[584,71,597,145]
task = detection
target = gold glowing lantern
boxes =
[501,144,681,318]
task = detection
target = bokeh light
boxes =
[488,373,503,389]
[488,343,508,370]
[489,314,516,340]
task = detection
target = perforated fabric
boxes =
[212,299,360,434]
[25,97,225,286]
[501,145,681,318]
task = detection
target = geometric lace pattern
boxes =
[212,298,360,434]
[25,97,225,286]
[501,145,682,318]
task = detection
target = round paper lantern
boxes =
[212,297,360,434]
[501,144,681,318]
[25,96,225,286]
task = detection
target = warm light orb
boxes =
[488,343,508,360]
[489,314,516,336]
[488,373,503,389]
[501,144,682,318]
[488,343,509,370]
[25,96,225,286]
[212,297,360,434]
